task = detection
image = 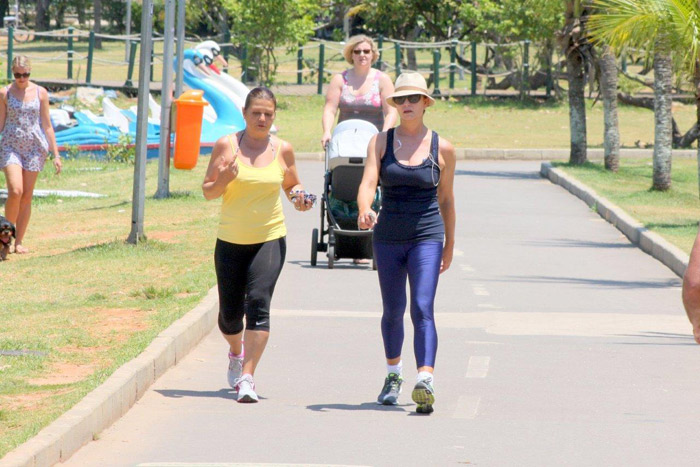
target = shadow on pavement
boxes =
[485,275,681,289]
[455,170,540,180]
[612,331,695,346]
[155,388,240,400]
[287,260,375,271]
[519,238,636,249]
[307,402,410,412]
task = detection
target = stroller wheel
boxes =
[311,228,319,267]
[328,244,335,269]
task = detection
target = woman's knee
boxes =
[7,184,22,200]
[218,311,244,335]
[381,312,404,330]
[19,188,33,204]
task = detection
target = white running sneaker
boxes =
[235,374,259,403]
[227,353,244,389]
[412,374,435,414]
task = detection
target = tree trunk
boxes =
[406,26,420,70]
[567,50,588,164]
[94,0,103,49]
[35,0,51,31]
[0,0,8,27]
[652,42,673,191]
[78,0,86,26]
[599,45,620,171]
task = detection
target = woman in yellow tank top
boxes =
[202,87,314,403]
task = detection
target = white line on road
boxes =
[460,264,475,272]
[476,303,501,309]
[466,356,491,378]
[472,285,490,296]
[453,396,481,420]
[454,248,465,257]
[138,464,371,467]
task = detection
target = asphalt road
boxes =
[59,161,697,467]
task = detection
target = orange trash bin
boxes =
[173,89,208,170]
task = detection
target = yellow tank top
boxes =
[217,135,287,245]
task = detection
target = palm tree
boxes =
[599,44,620,171]
[665,0,700,196]
[560,0,593,165]
[588,0,700,190]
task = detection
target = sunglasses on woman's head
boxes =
[353,49,372,55]
[13,72,30,79]
[393,94,423,105]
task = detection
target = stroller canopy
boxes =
[327,119,378,162]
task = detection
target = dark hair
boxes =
[244,86,277,111]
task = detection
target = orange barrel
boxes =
[173,89,208,170]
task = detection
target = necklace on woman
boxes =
[394,127,428,154]
[238,130,274,158]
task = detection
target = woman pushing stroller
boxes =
[357,71,456,414]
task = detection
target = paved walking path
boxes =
[59,161,697,467]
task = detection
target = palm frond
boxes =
[666,0,700,76]
[588,0,668,51]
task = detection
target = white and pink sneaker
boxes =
[235,374,258,403]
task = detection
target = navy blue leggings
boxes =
[373,240,443,368]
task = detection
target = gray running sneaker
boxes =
[412,374,435,414]
[377,373,403,405]
[227,354,243,389]
[235,374,259,403]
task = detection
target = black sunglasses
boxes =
[393,94,423,105]
[353,49,372,55]
[13,72,30,79]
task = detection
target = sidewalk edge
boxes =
[540,162,689,278]
[294,148,698,161]
[0,287,219,467]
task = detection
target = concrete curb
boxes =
[0,287,219,467]
[295,148,697,161]
[540,162,689,278]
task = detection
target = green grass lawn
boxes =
[554,158,700,254]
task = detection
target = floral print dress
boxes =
[0,86,49,172]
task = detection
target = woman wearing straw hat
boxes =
[321,35,397,149]
[357,71,456,414]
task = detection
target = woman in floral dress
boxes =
[0,55,62,254]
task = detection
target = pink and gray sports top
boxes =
[337,70,384,131]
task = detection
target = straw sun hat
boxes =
[386,71,435,108]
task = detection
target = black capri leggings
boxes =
[214,237,286,334]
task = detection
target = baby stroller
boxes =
[311,119,380,269]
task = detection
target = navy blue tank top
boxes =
[373,128,445,244]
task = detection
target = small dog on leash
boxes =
[0,216,16,261]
